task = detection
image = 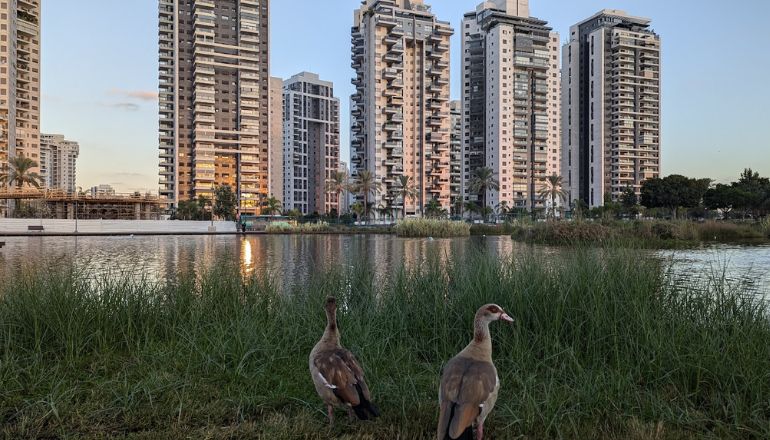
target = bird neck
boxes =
[468,317,493,360]
[322,308,340,345]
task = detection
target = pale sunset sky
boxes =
[41,0,770,193]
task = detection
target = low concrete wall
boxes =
[0,219,237,235]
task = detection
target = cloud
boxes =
[109,88,158,102]
[109,102,140,112]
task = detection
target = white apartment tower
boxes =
[462,0,561,213]
[40,134,79,194]
[158,0,270,215]
[0,0,41,181]
[283,72,340,215]
[562,10,661,208]
[351,0,453,217]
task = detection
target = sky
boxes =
[42,0,770,194]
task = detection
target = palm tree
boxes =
[425,199,447,219]
[469,167,500,216]
[538,174,569,220]
[263,196,282,216]
[326,170,350,218]
[353,170,380,223]
[0,155,42,190]
[464,201,480,221]
[396,175,418,220]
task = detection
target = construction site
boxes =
[0,190,162,220]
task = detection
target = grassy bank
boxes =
[512,220,770,247]
[393,219,470,238]
[1,249,769,439]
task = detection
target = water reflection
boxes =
[0,235,768,295]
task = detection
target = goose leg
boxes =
[346,406,356,421]
[327,404,335,427]
[477,423,484,440]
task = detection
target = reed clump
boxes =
[393,219,470,238]
[265,221,332,234]
[513,219,768,247]
[1,249,768,439]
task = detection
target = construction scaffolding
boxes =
[0,189,162,220]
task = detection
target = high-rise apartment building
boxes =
[268,76,283,200]
[158,0,270,215]
[351,0,453,217]
[461,0,560,212]
[282,72,340,215]
[0,0,41,181]
[562,10,661,208]
[449,100,462,209]
[40,134,79,194]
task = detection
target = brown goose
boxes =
[309,297,380,426]
[437,304,513,440]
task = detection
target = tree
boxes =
[0,155,43,190]
[619,187,641,218]
[572,199,589,221]
[350,202,365,221]
[326,171,350,218]
[396,175,418,220]
[641,175,710,219]
[176,200,202,220]
[424,199,447,219]
[537,174,569,220]
[352,170,381,223]
[464,201,480,221]
[620,187,638,209]
[469,167,500,214]
[213,185,237,221]
[734,168,770,218]
[495,201,510,222]
[263,196,282,216]
[451,196,464,218]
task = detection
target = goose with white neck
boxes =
[437,304,513,440]
[309,297,380,426]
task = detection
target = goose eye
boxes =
[487,306,500,314]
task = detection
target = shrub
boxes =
[393,219,470,238]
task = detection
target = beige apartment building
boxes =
[268,76,283,200]
[40,134,79,194]
[159,0,270,216]
[351,0,453,217]
[562,10,661,208]
[282,72,340,215]
[0,0,40,181]
[462,0,560,213]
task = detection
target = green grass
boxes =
[512,220,769,248]
[1,249,769,439]
[393,219,470,238]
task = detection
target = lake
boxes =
[0,235,768,294]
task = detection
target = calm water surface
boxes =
[0,235,768,293]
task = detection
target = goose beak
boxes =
[501,313,514,323]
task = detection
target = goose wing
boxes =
[437,356,497,439]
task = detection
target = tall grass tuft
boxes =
[393,219,470,238]
[1,249,768,438]
[265,221,332,234]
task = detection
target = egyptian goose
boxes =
[309,297,380,426]
[437,304,513,440]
